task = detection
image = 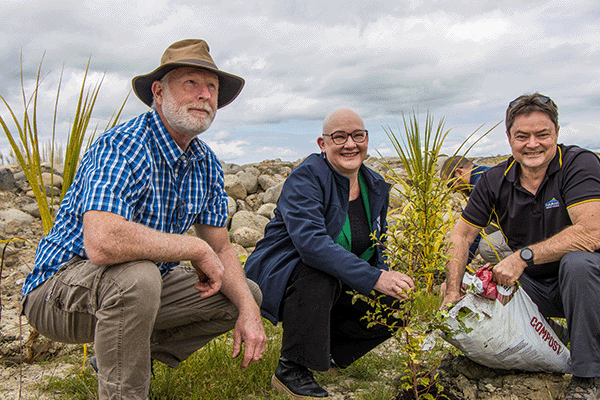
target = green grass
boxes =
[38,320,414,400]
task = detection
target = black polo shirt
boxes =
[462,144,600,278]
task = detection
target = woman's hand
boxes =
[373,270,415,300]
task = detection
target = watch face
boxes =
[521,248,533,261]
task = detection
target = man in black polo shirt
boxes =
[442,93,600,400]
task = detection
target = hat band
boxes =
[172,59,218,70]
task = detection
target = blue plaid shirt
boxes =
[22,110,228,297]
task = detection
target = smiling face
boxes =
[317,108,368,178]
[508,111,559,174]
[152,67,219,149]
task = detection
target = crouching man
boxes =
[21,39,266,399]
[442,93,600,400]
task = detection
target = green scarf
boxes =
[334,171,375,262]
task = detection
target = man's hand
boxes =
[491,252,525,287]
[191,251,224,298]
[373,270,415,300]
[439,281,462,310]
[231,310,267,370]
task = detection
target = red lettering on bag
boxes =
[530,317,562,355]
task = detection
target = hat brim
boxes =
[132,60,244,109]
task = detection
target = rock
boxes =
[222,163,242,174]
[26,185,60,197]
[278,166,292,176]
[256,203,276,220]
[21,203,42,218]
[0,168,16,191]
[236,170,259,194]
[13,170,26,182]
[236,199,253,212]
[15,179,31,192]
[232,226,263,248]
[244,194,263,211]
[224,175,247,200]
[455,374,478,400]
[243,166,260,177]
[227,196,237,218]
[258,175,278,191]
[263,182,284,204]
[0,208,36,234]
[230,210,270,235]
[42,172,63,189]
[230,242,249,260]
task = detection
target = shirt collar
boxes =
[148,109,206,167]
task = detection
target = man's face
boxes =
[507,111,559,174]
[156,67,219,138]
[448,167,472,195]
[317,110,368,177]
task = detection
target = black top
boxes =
[462,144,600,278]
[348,194,372,257]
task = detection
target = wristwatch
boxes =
[520,247,535,267]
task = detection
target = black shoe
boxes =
[271,357,329,399]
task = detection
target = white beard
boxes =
[161,86,216,138]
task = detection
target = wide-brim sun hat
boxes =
[132,39,244,109]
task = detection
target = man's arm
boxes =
[442,218,482,307]
[83,210,224,297]
[194,223,267,370]
[492,201,600,286]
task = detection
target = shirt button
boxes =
[187,204,193,212]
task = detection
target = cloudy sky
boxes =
[1,0,599,165]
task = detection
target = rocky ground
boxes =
[0,156,577,399]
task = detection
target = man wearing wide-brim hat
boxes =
[22,39,266,399]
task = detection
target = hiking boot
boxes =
[271,357,329,399]
[564,377,600,400]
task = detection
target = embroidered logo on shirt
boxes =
[545,198,560,210]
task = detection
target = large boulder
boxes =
[224,175,247,200]
[263,182,284,204]
[0,208,36,235]
[236,170,259,194]
[256,203,277,220]
[230,210,270,235]
[258,175,278,191]
[231,226,263,248]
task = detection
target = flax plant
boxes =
[355,112,499,399]
[0,53,128,368]
[0,53,128,234]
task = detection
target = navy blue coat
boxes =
[244,153,392,324]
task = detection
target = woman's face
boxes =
[317,109,368,178]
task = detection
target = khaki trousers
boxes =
[478,230,514,263]
[23,257,261,400]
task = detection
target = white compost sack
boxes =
[441,284,570,373]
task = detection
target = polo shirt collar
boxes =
[148,109,206,167]
[503,144,563,184]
